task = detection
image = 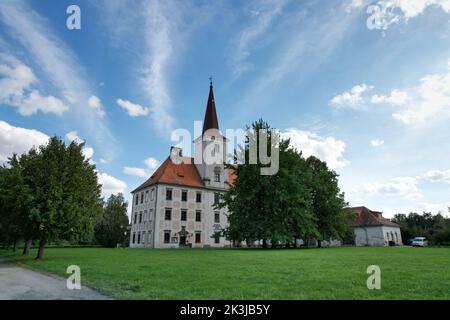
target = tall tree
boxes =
[304,156,348,247]
[29,137,103,259]
[218,119,318,247]
[95,193,129,247]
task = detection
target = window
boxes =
[144,210,148,221]
[142,231,146,244]
[140,192,144,204]
[137,232,141,244]
[134,213,137,224]
[196,192,201,203]
[196,210,201,222]
[214,172,220,182]
[139,212,142,223]
[151,189,155,201]
[214,212,220,223]
[132,233,136,244]
[195,232,201,244]
[214,233,220,244]
[149,209,153,221]
[214,193,220,205]
[166,188,172,200]
[181,190,188,202]
[165,208,172,221]
[181,210,187,221]
[145,190,149,203]
[386,233,390,240]
[135,194,139,205]
[164,231,170,243]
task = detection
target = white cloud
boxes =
[362,176,422,199]
[372,60,450,124]
[232,0,287,78]
[424,169,450,183]
[66,131,83,144]
[82,147,95,160]
[370,89,411,106]
[0,53,68,115]
[123,167,149,178]
[116,98,149,117]
[0,2,116,156]
[123,157,160,178]
[144,157,160,172]
[65,130,94,161]
[330,84,373,109]
[370,138,385,147]
[141,0,177,134]
[88,95,105,118]
[97,172,127,199]
[282,129,349,170]
[0,120,49,164]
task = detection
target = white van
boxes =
[411,237,428,247]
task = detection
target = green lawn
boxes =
[1,247,449,299]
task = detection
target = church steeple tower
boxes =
[202,79,219,134]
[194,79,228,189]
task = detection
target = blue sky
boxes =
[1,0,450,217]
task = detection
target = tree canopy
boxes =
[218,119,349,248]
[0,136,103,259]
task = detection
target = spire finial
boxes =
[209,76,213,87]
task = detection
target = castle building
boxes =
[129,81,234,248]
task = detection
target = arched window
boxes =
[386,232,390,241]
[132,233,136,244]
[137,232,141,244]
[142,231,146,244]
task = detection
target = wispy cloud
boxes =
[236,2,362,114]
[0,1,116,157]
[231,0,288,78]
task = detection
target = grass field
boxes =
[1,247,449,299]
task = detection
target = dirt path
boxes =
[0,257,111,300]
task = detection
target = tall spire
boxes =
[202,78,219,134]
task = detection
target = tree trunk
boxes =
[262,239,267,249]
[36,233,46,260]
[293,239,297,248]
[318,240,322,248]
[23,238,31,256]
[13,238,18,252]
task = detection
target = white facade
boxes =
[129,183,230,248]
[354,226,402,246]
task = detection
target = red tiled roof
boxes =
[132,156,204,192]
[345,206,400,228]
[227,167,237,187]
[202,82,219,134]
